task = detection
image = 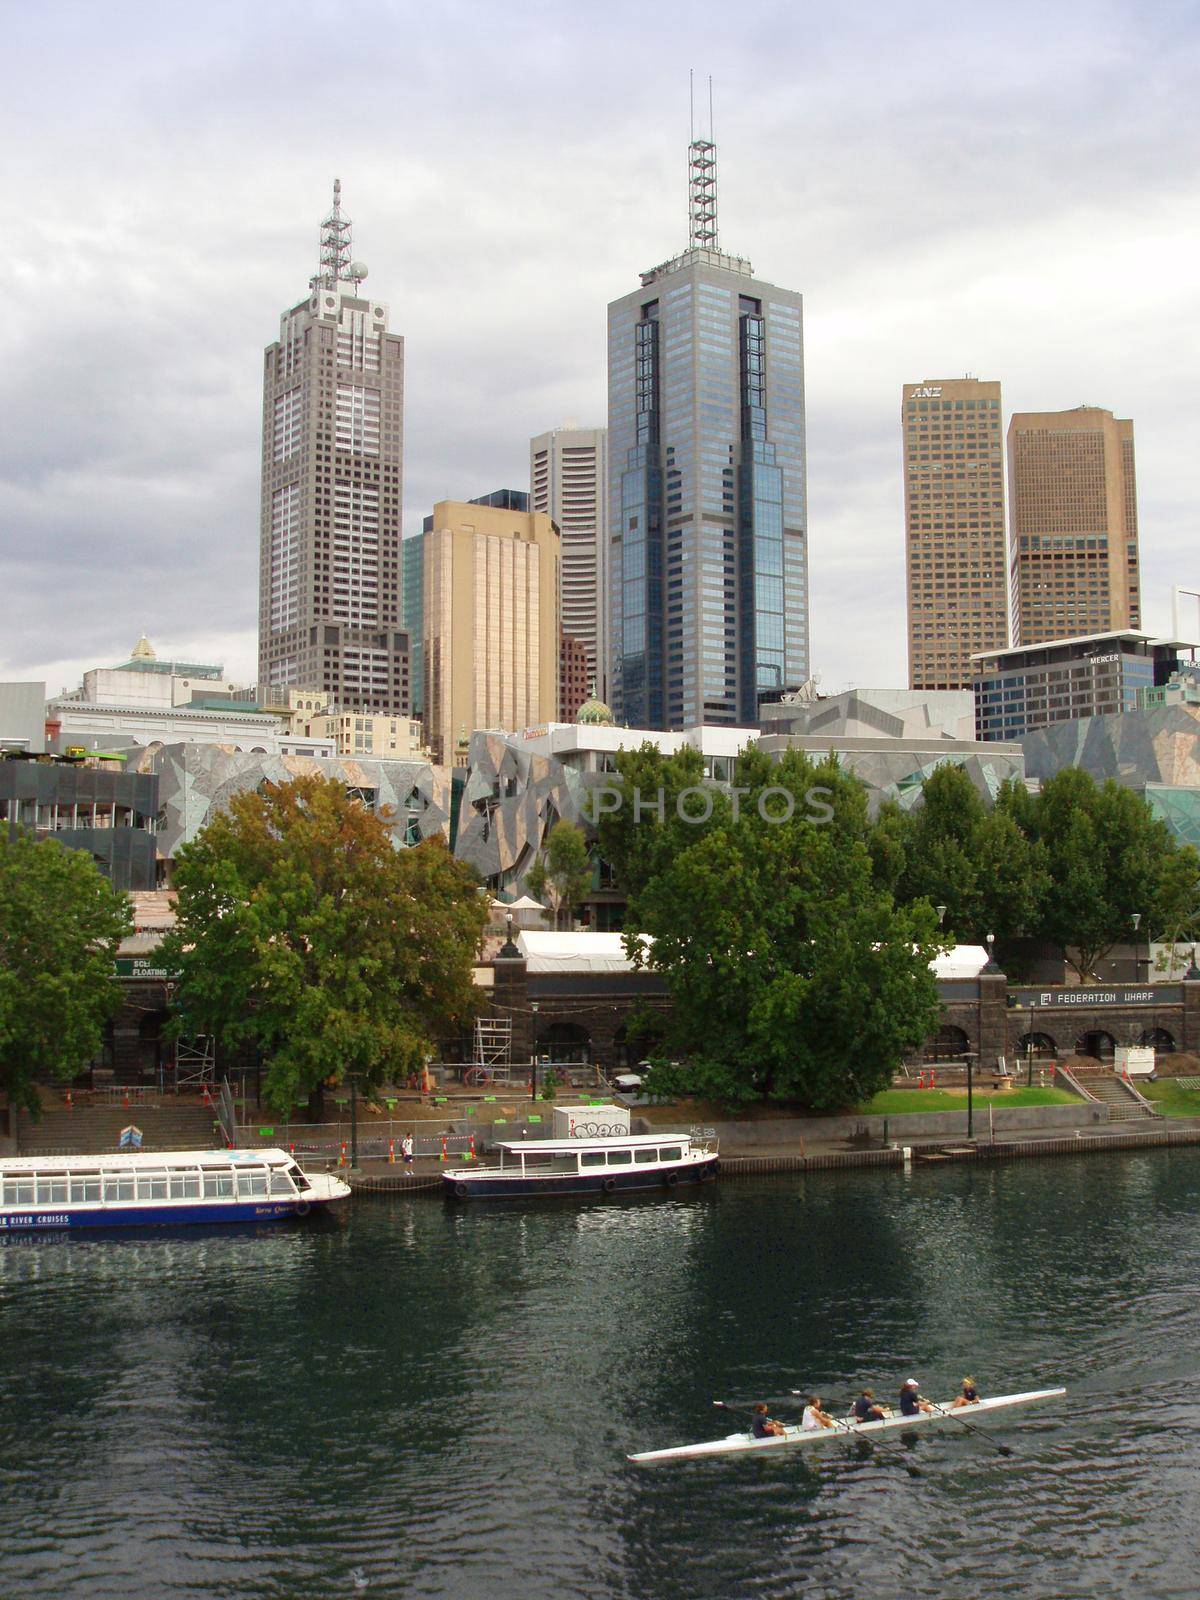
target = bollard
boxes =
[440,1135,448,1164]
[469,1133,476,1161]
[388,1137,395,1165]
[339,1141,347,1167]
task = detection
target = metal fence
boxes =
[232,1118,480,1166]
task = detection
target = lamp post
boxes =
[349,1071,360,1173]
[530,1000,539,1103]
[1131,911,1143,985]
[936,904,947,929]
[965,1050,976,1140]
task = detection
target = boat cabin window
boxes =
[659,1147,683,1162]
[238,1169,269,1197]
[286,1164,311,1193]
[104,1175,135,1203]
[4,1178,35,1207]
[70,1174,102,1203]
[605,1150,633,1165]
[170,1171,201,1200]
[202,1170,234,1198]
[36,1176,69,1205]
[634,1148,658,1164]
[135,1172,169,1201]
[269,1170,295,1196]
[580,1152,607,1168]
[519,1151,556,1169]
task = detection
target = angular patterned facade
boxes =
[139,744,450,864]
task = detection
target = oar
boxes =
[717,1400,921,1478]
[927,1399,1013,1456]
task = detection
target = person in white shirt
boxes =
[801,1395,835,1431]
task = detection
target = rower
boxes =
[851,1389,886,1423]
[801,1395,835,1431]
[899,1379,934,1417]
[950,1376,981,1410]
[750,1403,786,1439]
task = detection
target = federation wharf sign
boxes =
[1010,986,1182,1009]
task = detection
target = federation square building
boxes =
[607,138,808,729]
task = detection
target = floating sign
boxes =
[114,957,176,980]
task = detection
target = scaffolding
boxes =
[174,1035,216,1091]
[473,1016,512,1072]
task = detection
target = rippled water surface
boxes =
[4,1151,1200,1599]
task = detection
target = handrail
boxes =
[216,1078,238,1148]
[1054,1063,1097,1102]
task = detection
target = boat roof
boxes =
[0,1148,294,1172]
[495,1134,691,1154]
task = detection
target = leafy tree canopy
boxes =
[159,776,487,1112]
[526,820,592,930]
[0,829,131,1115]
[599,746,944,1109]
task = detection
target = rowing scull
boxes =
[628,1386,1066,1464]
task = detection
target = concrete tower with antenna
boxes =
[605,82,809,731]
[259,181,408,714]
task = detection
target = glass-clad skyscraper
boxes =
[607,140,808,729]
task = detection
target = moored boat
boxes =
[0,1148,350,1232]
[444,1132,718,1200]
[628,1387,1067,1463]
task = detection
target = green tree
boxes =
[525,821,593,930]
[600,746,943,1109]
[0,830,131,1115]
[159,776,487,1113]
[889,765,1048,947]
[1028,769,1200,981]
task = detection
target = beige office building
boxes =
[422,501,560,764]
[903,378,1008,690]
[530,425,608,714]
[1008,406,1140,646]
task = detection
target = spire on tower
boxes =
[319,178,353,288]
[687,74,718,251]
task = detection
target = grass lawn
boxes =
[857,1086,1078,1115]
[1140,1080,1200,1119]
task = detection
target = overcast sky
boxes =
[2,0,1198,701]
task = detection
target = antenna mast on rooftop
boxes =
[688,72,718,251]
[319,178,353,288]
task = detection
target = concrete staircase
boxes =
[1080,1075,1160,1122]
[16,1101,222,1155]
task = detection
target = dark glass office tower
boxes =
[607,140,808,729]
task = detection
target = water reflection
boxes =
[2,1154,1200,1599]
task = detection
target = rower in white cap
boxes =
[898,1378,933,1418]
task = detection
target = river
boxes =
[2,1150,1199,1600]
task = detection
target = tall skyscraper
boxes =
[258,181,409,713]
[530,425,608,714]
[607,136,808,730]
[421,500,560,764]
[1008,406,1140,646]
[902,377,1008,691]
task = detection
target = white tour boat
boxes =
[444,1131,718,1200]
[0,1148,350,1233]
[628,1387,1067,1463]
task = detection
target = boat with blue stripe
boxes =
[0,1149,350,1232]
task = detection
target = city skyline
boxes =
[3,0,1198,701]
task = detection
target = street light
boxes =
[936,905,947,928]
[965,1050,976,1140]
[1131,912,1143,984]
[348,1070,360,1173]
[530,1000,539,1103]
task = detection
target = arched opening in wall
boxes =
[1141,1028,1177,1053]
[138,1011,170,1084]
[537,1020,592,1066]
[1076,1030,1116,1063]
[87,1020,115,1079]
[613,1015,668,1072]
[1015,1031,1057,1062]
[924,1024,969,1063]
